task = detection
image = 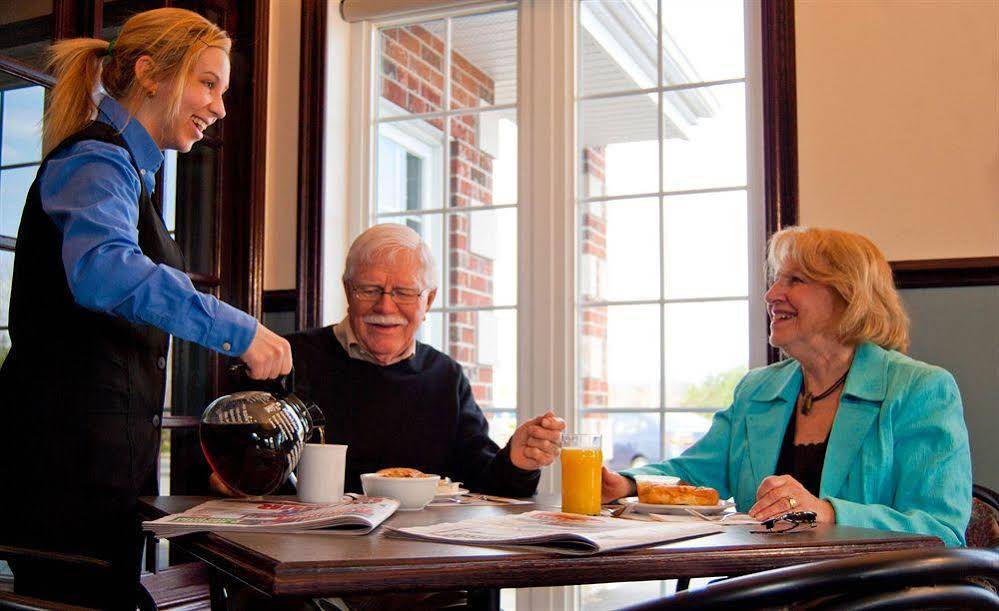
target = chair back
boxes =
[968,484,999,549]
[616,548,999,610]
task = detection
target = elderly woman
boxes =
[601,227,972,546]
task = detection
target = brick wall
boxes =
[580,146,608,408]
[380,25,498,406]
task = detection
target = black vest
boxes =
[0,122,183,546]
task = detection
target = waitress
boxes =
[0,8,290,609]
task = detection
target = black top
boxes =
[0,123,183,553]
[285,326,541,497]
[775,413,829,497]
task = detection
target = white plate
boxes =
[434,488,470,499]
[617,497,735,515]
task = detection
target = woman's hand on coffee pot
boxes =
[241,322,293,380]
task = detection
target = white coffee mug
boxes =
[296,443,348,503]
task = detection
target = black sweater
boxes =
[286,326,540,496]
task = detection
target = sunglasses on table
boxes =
[751,510,818,535]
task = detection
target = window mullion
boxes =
[517,0,576,495]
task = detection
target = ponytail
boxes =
[43,39,108,155]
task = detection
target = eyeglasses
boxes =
[751,510,818,535]
[349,284,428,305]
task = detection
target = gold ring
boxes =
[787,496,798,510]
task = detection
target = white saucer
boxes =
[434,488,470,499]
[617,497,735,515]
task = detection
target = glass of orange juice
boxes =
[560,433,602,515]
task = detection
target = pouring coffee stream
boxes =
[200,364,325,496]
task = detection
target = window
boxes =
[368,9,520,447]
[575,1,763,608]
[576,0,755,474]
[0,81,45,369]
[338,0,786,607]
[354,1,764,455]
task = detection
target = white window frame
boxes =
[346,2,765,608]
[375,100,444,217]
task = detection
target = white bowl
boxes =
[360,473,441,511]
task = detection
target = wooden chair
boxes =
[140,561,211,610]
[616,548,999,610]
[0,545,209,610]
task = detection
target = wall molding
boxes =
[296,0,328,330]
[263,289,298,313]
[761,0,798,364]
[761,0,799,238]
[0,56,55,87]
[892,257,999,289]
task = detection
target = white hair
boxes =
[342,223,437,288]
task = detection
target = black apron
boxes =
[0,121,184,608]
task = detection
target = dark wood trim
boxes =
[296,0,327,330]
[162,415,201,429]
[186,271,222,287]
[0,15,52,50]
[139,561,210,609]
[761,0,799,236]
[263,289,298,313]
[892,257,999,289]
[51,0,103,39]
[761,0,798,364]
[0,236,15,251]
[246,0,270,321]
[0,56,55,88]
[88,0,104,38]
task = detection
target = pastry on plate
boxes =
[636,481,720,506]
[375,467,434,478]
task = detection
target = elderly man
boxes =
[286,223,564,496]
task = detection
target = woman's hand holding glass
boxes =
[600,467,636,504]
[749,474,836,523]
[241,322,293,380]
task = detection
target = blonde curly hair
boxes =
[767,227,910,353]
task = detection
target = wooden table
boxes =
[140,495,941,606]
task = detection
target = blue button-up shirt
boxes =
[39,95,256,356]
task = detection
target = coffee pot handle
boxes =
[228,363,295,397]
[306,403,326,444]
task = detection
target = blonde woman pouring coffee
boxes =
[0,9,290,608]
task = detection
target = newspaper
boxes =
[144,496,399,538]
[385,510,720,555]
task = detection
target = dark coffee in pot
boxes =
[199,377,326,496]
[201,422,293,496]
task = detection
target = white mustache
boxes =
[363,314,407,326]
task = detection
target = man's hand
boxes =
[240,322,293,380]
[601,466,636,503]
[509,410,566,470]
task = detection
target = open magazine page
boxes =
[386,510,720,555]
[144,496,399,538]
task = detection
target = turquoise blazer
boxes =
[622,342,972,546]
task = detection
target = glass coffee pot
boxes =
[200,366,325,496]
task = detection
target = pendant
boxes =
[801,393,813,415]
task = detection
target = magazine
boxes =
[143,496,399,538]
[385,510,720,555]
